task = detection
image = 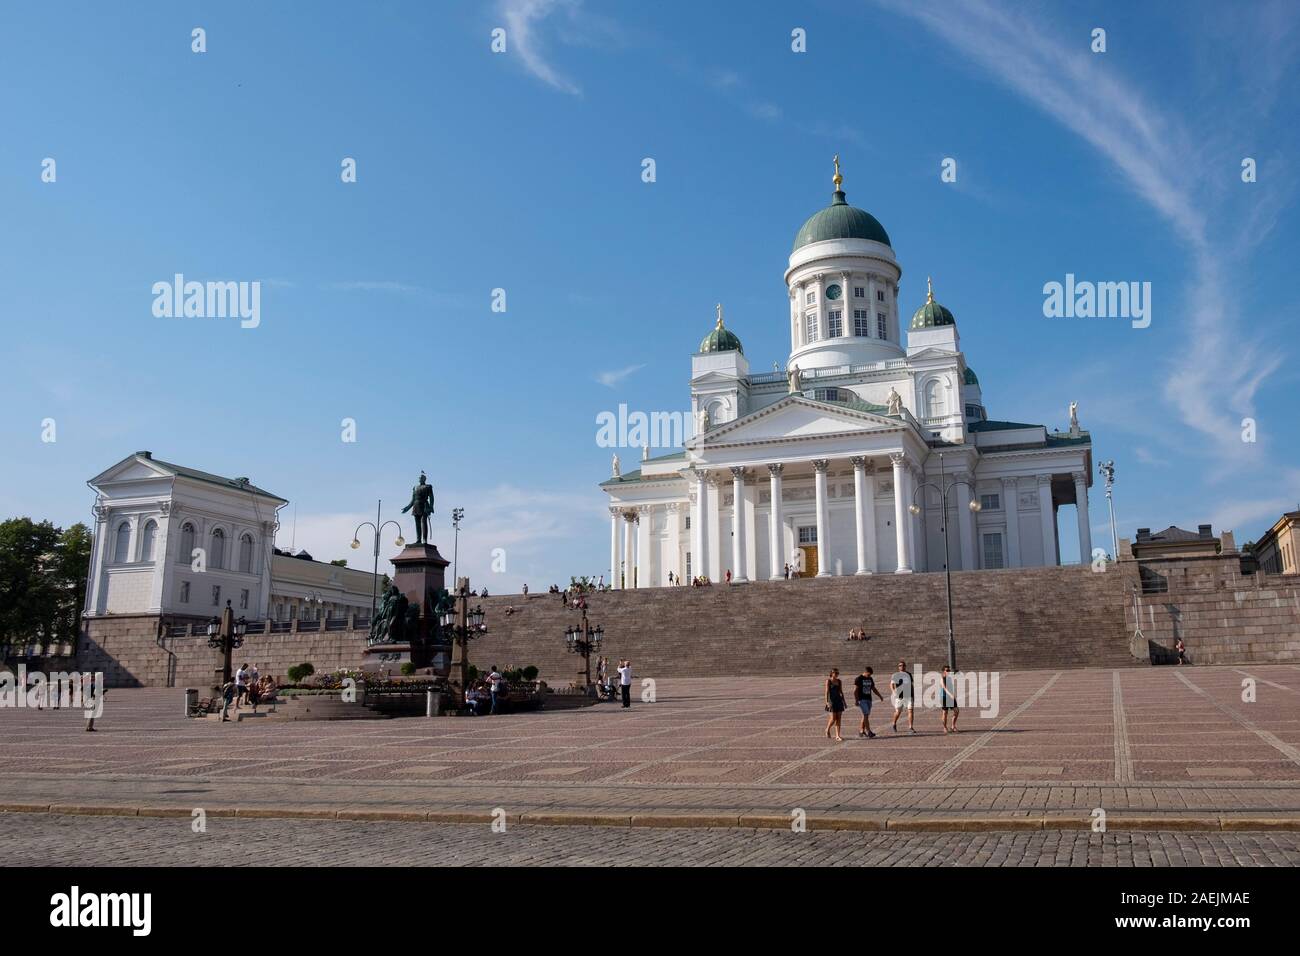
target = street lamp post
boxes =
[206,600,247,685]
[908,452,981,672]
[438,577,485,691]
[1099,460,1118,561]
[350,499,405,622]
[564,603,604,692]
[451,507,464,586]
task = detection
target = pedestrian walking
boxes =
[938,665,959,733]
[890,660,915,734]
[221,681,236,722]
[824,668,845,741]
[487,666,504,715]
[1176,637,1188,665]
[854,666,884,738]
[618,659,633,709]
[783,563,790,580]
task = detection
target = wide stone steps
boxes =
[469,566,1139,681]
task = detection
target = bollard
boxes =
[184,687,198,717]
[426,690,434,718]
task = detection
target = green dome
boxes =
[963,366,979,386]
[909,278,956,330]
[699,308,743,354]
[793,189,891,251]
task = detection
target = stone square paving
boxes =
[2,665,1299,827]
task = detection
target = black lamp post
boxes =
[564,603,604,691]
[908,452,981,672]
[350,499,405,622]
[206,599,247,685]
[438,579,485,691]
[451,507,465,585]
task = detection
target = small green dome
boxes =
[793,190,891,251]
[963,366,979,386]
[909,277,956,330]
[699,306,743,354]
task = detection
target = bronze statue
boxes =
[401,471,435,545]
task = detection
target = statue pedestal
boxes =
[361,544,451,675]
[391,543,449,603]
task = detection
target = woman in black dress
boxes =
[824,668,846,742]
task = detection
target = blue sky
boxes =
[1,0,1297,590]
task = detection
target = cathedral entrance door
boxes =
[799,545,818,577]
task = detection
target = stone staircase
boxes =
[469,565,1139,683]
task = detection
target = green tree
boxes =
[53,523,92,642]
[329,559,347,567]
[0,518,61,649]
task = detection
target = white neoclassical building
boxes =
[86,451,380,623]
[601,163,1094,586]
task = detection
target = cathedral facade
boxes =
[602,163,1094,587]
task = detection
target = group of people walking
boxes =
[823,660,960,741]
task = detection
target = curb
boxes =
[3,803,1300,832]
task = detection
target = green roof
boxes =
[141,452,285,501]
[968,420,1041,432]
[793,189,891,251]
[963,366,979,386]
[699,325,743,354]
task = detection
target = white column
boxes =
[729,468,748,582]
[813,459,831,577]
[88,505,112,615]
[768,463,785,578]
[667,503,683,583]
[890,453,912,573]
[863,463,877,571]
[609,510,620,589]
[709,477,723,581]
[623,512,636,587]
[147,511,173,611]
[1038,474,1056,567]
[907,464,922,570]
[693,470,710,582]
[957,471,977,571]
[851,457,870,574]
[1002,478,1021,568]
[1073,471,1092,564]
[636,507,652,587]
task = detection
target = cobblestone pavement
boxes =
[3,811,1298,866]
[2,666,1298,821]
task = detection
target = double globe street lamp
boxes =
[908,451,980,672]
[350,499,405,622]
[564,602,604,691]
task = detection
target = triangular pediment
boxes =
[907,346,960,363]
[694,396,904,448]
[89,454,175,488]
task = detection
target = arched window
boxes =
[925,380,945,417]
[210,528,225,570]
[179,523,196,565]
[239,534,254,574]
[141,520,159,562]
[114,521,132,563]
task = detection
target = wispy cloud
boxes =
[499,0,584,95]
[872,0,1294,457]
[596,363,646,388]
[325,280,427,295]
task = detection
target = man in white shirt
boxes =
[487,668,504,715]
[234,664,250,709]
[617,660,633,709]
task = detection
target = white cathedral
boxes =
[602,161,1094,586]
